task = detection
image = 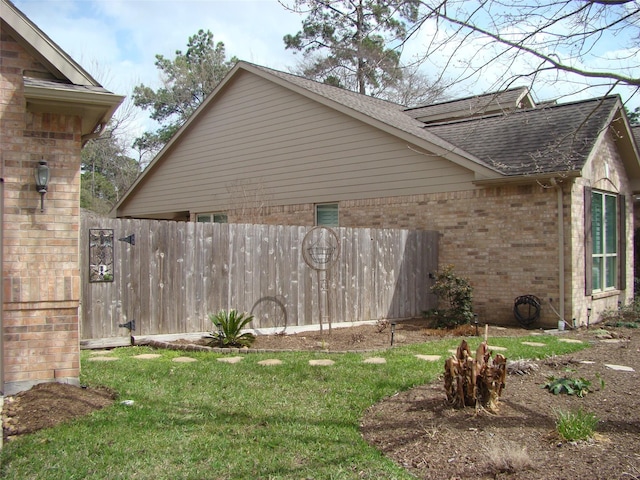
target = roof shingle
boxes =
[423,96,619,176]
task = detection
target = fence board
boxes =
[80,218,438,340]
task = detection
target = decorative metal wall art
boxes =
[89,229,114,282]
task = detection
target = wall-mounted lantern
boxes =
[34,160,50,212]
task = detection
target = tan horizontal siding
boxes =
[119,71,477,218]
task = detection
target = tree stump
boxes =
[444,337,507,413]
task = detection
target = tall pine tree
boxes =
[284,0,420,96]
[132,30,238,155]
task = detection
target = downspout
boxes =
[0,177,4,449]
[550,178,568,329]
[0,175,3,394]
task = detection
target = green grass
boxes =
[0,335,587,479]
[555,408,599,441]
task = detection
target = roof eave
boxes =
[473,170,581,187]
[24,83,125,140]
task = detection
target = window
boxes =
[316,203,338,227]
[590,191,618,291]
[196,213,228,223]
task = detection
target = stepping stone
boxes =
[363,357,386,364]
[133,354,162,359]
[172,357,198,363]
[415,354,441,362]
[217,356,243,364]
[558,338,583,344]
[488,345,507,351]
[258,359,283,366]
[87,356,119,362]
[579,360,596,365]
[309,359,334,366]
[521,341,546,347]
[605,364,635,372]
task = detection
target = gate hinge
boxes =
[118,319,136,331]
[118,234,135,245]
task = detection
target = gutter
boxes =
[23,84,124,107]
[473,171,581,187]
[550,177,570,329]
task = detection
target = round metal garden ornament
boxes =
[302,226,340,333]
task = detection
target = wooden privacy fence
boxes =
[80,217,438,342]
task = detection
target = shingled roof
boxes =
[423,96,620,176]
[405,87,535,124]
[252,64,625,178]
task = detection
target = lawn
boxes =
[0,336,587,480]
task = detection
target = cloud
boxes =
[13,0,301,94]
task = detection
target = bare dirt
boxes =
[3,320,639,480]
[2,382,116,440]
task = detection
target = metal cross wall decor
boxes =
[89,229,114,282]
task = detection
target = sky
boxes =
[10,0,640,140]
[12,0,302,97]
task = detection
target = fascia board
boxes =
[474,171,581,187]
[24,83,125,107]
[24,84,124,137]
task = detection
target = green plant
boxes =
[555,408,599,441]
[0,335,588,479]
[544,375,592,397]
[208,309,256,347]
[601,299,640,327]
[426,264,474,328]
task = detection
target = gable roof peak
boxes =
[1,0,100,86]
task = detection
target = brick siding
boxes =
[1,32,82,394]
[230,132,634,329]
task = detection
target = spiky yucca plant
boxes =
[208,309,256,348]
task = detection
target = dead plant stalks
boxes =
[444,336,507,413]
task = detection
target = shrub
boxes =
[208,309,256,348]
[555,408,599,441]
[544,376,592,397]
[426,265,474,328]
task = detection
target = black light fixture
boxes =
[34,160,50,212]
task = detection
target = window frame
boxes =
[315,203,339,227]
[585,187,626,295]
[196,212,228,224]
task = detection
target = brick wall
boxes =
[340,185,562,327]
[572,130,635,326]
[229,133,634,329]
[234,183,563,327]
[1,32,83,394]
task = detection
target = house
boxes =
[113,61,640,329]
[0,0,123,395]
